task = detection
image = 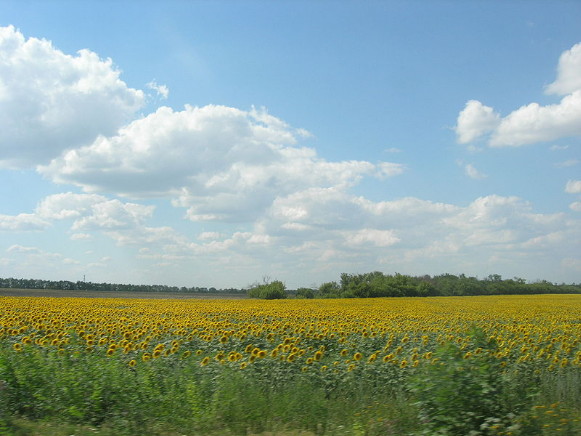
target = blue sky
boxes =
[0,1,580,288]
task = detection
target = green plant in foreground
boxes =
[408,328,538,435]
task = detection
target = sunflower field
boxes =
[0,294,580,435]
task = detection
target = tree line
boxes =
[0,277,245,294]
[312,272,581,299]
[1,272,580,299]
[249,272,581,299]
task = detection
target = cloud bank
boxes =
[40,104,403,222]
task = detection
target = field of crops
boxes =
[1,294,580,435]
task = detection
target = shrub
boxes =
[408,327,538,435]
[247,280,287,299]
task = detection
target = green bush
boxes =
[296,287,315,299]
[247,280,287,299]
[408,328,538,435]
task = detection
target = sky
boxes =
[0,1,580,289]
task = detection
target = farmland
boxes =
[1,294,580,435]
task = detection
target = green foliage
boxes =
[247,280,288,299]
[408,328,539,435]
[318,281,341,297]
[0,344,420,435]
[1,333,579,435]
[319,272,581,299]
[296,287,316,299]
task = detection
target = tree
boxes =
[296,287,315,299]
[247,280,287,299]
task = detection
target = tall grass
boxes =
[1,338,579,435]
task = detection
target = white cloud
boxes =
[343,229,400,247]
[565,180,581,194]
[36,192,108,219]
[0,26,144,168]
[489,90,581,147]
[7,244,43,254]
[146,80,169,99]
[260,192,578,282]
[71,200,154,231]
[0,213,50,231]
[2,190,578,286]
[376,161,406,179]
[463,163,487,180]
[40,104,402,223]
[455,100,500,144]
[545,42,581,96]
[456,42,581,148]
[1,192,158,248]
[565,180,581,212]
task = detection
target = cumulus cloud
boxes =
[36,192,109,219]
[255,191,578,282]
[40,104,402,222]
[0,25,144,168]
[0,213,50,231]
[1,192,156,238]
[71,200,154,231]
[455,100,500,144]
[489,91,581,147]
[2,190,579,285]
[455,42,581,147]
[545,42,581,96]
